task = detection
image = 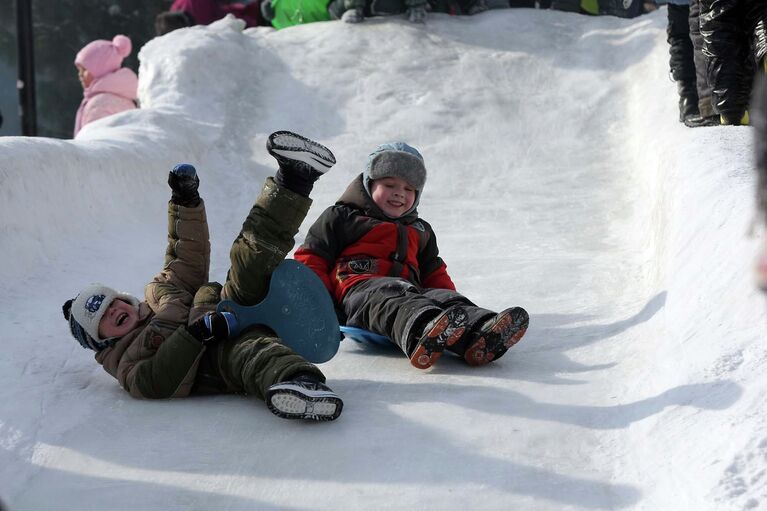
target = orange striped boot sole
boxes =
[409,307,468,370]
[464,307,529,367]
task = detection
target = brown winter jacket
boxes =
[94,200,217,399]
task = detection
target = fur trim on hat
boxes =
[362,142,427,217]
[364,142,426,190]
[75,35,132,80]
[64,284,139,351]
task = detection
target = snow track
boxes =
[0,10,764,511]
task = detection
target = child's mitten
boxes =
[168,163,201,207]
[186,312,238,345]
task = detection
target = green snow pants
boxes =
[194,177,325,400]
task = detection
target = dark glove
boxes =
[168,163,201,207]
[186,312,238,345]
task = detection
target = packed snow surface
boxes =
[1,9,765,511]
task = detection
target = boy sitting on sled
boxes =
[295,141,529,370]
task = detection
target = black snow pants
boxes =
[689,0,716,117]
[700,0,767,121]
[342,277,496,356]
[667,2,699,120]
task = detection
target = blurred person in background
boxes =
[155,0,265,36]
[331,0,430,24]
[74,35,138,138]
[699,0,767,125]
[260,0,333,29]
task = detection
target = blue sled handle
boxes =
[217,260,340,363]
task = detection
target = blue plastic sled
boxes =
[340,326,392,347]
[217,259,340,363]
[341,326,462,359]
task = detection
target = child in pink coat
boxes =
[74,35,138,137]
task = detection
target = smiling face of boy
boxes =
[370,176,417,218]
[98,299,139,339]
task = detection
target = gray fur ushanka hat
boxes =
[363,142,426,191]
[362,142,427,216]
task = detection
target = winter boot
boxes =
[466,0,488,14]
[677,81,700,123]
[683,114,720,128]
[342,7,365,22]
[266,374,343,421]
[463,307,529,366]
[267,131,336,197]
[409,306,468,370]
[406,6,428,23]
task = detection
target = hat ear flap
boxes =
[62,299,73,320]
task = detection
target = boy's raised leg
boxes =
[216,132,344,421]
[269,131,336,198]
[222,132,335,306]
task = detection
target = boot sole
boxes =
[410,307,468,370]
[267,385,343,421]
[267,131,336,174]
[464,307,529,366]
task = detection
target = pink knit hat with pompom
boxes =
[75,35,132,79]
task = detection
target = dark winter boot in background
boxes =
[465,0,488,15]
[268,131,336,197]
[676,81,700,123]
[409,306,468,370]
[266,373,343,421]
[406,5,428,22]
[463,307,529,366]
[683,113,720,128]
[342,7,365,22]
